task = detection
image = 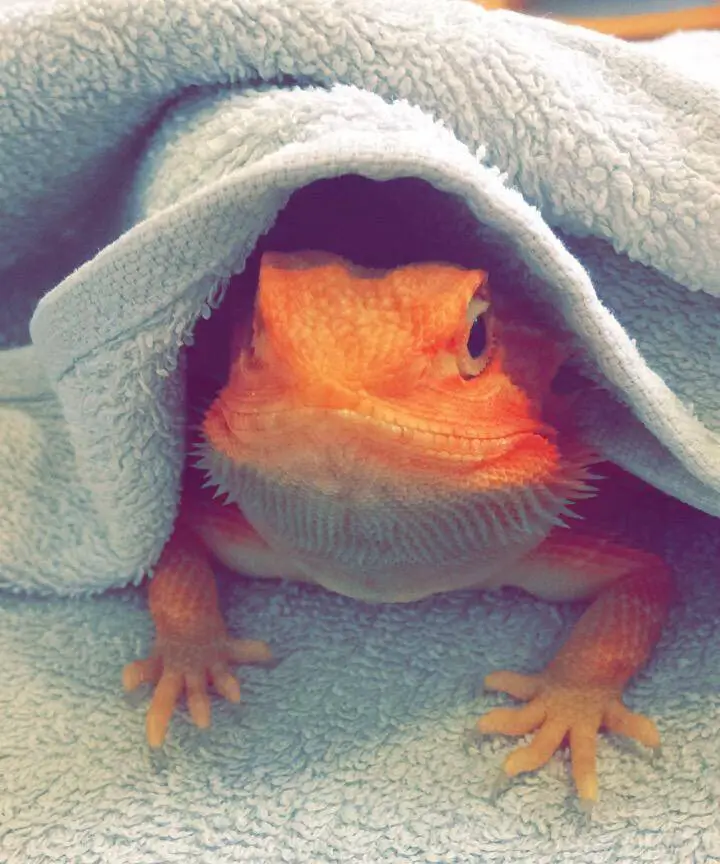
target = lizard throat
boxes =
[192,438,598,596]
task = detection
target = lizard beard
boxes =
[193,439,597,602]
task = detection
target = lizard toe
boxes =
[603,700,660,749]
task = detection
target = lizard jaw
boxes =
[203,395,558,479]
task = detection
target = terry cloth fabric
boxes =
[0,0,719,861]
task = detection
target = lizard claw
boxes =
[488,769,513,803]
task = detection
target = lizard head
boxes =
[199,250,591,600]
[204,250,570,480]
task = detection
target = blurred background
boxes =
[479,0,720,39]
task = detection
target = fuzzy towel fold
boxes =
[0,0,719,861]
[1,0,719,593]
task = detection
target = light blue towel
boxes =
[1,0,719,861]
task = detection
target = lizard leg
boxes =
[122,525,272,748]
[477,534,673,803]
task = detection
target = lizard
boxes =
[122,249,673,805]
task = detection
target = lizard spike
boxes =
[557,504,585,521]
[534,486,568,514]
[513,499,532,534]
[556,473,592,489]
[507,493,538,536]
[222,490,239,507]
[521,488,552,523]
[579,469,606,482]
[494,495,520,536]
[570,485,598,500]
[521,487,563,532]
[474,511,490,544]
[570,478,597,490]
[555,475,597,499]
[486,501,510,546]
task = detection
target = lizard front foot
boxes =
[477,669,660,803]
[123,633,273,748]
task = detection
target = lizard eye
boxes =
[457,293,493,379]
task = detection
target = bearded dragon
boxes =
[123,250,672,804]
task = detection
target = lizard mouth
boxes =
[335,406,551,459]
[200,395,567,507]
[205,396,553,469]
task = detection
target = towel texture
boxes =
[0,0,719,860]
[0,506,718,863]
[1,0,719,593]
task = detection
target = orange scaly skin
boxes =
[123,251,672,804]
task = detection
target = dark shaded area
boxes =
[185,173,535,409]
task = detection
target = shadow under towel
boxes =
[0,0,719,861]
